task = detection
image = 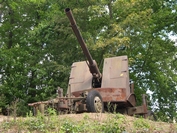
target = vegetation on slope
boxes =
[0,109,177,133]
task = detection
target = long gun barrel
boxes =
[65,8,101,79]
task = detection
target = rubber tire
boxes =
[86,90,104,113]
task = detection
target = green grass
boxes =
[0,109,177,133]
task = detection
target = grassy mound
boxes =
[0,110,177,133]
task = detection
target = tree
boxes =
[0,0,69,115]
[86,0,177,121]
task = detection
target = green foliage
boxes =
[133,117,150,131]
[15,100,30,116]
[25,108,58,132]
[60,121,82,133]
[26,114,46,132]
[0,94,7,108]
[99,113,126,133]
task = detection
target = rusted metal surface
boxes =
[68,61,92,95]
[28,98,60,106]
[96,88,126,102]
[127,94,136,107]
[127,106,146,115]
[142,94,148,117]
[127,94,148,116]
[71,87,127,102]
[101,56,130,97]
[74,101,87,112]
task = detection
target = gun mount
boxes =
[28,8,155,120]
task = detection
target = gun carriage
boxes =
[29,8,148,117]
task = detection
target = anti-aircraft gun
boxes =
[29,8,149,117]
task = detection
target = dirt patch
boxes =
[0,115,7,122]
[0,115,15,123]
[59,113,107,121]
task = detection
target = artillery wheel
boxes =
[86,90,104,113]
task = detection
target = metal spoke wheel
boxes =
[86,90,104,113]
